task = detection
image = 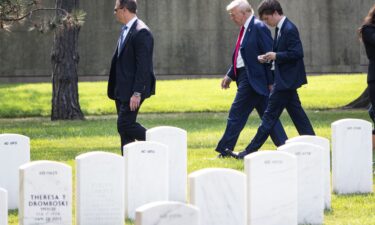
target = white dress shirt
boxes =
[236,15,253,68]
[276,16,286,39]
[118,16,138,50]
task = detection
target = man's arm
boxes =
[257,24,274,85]
[130,29,153,111]
[226,66,236,81]
[275,26,304,63]
[133,29,154,95]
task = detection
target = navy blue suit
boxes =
[216,17,287,155]
[242,17,315,155]
[108,19,155,102]
[107,19,156,154]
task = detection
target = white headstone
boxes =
[146,126,187,202]
[0,188,7,225]
[0,134,30,209]
[124,141,169,220]
[278,143,324,224]
[286,135,331,209]
[189,168,246,225]
[76,152,124,225]
[245,151,297,225]
[331,119,373,194]
[19,161,72,225]
[135,201,199,225]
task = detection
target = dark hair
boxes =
[257,0,283,18]
[358,4,375,37]
[119,0,137,14]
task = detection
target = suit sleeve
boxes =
[133,29,154,95]
[275,27,304,64]
[362,26,375,45]
[226,66,236,80]
[257,25,274,85]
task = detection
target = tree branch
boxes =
[1,8,69,22]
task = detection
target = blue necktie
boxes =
[118,25,128,54]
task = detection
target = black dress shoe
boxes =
[236,150,250,159]
[227,150,251,159]
[216,148,233,158]
[217,153,230,158]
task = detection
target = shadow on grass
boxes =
[9,209,18,216]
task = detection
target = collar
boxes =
[125,16,138,30]
[277,16,286,30]
[244,14,253,30]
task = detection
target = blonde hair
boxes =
[226,0,254,14]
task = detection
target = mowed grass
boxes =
[0,74,374,224]
[1,111,374,225]
[0,74,367,117]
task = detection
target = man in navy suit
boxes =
[108,0,156,155]
[229,0,315,159]
[216,0,287,158]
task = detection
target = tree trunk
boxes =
[342,87,370,109]
[51,0,84,120]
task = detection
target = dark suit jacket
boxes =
[273,18,307,91]
[227,17,274,96]
[108,19,156,102]
[362,25,375,83]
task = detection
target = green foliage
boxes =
[69,9,85,27]
[0,74,367,118]
[0,0,33,30]
[0,0,85,32]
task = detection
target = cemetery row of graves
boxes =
[0,118,373,225]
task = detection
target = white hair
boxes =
[226,0,254,14]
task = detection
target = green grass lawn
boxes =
[0,75,374,225]
[0,74,367,117]
[1,111,374,225]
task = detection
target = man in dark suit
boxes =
[229,0,315,159]
[108,0,156,155]
[216,0,287,158]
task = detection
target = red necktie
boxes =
[233,26,245,76]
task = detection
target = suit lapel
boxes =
[118,19,138,57]
[241,16,254,49]
[274,18,288,50]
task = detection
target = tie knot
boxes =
[121,25,128,32]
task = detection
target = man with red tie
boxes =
[229,0,315,159]
[215,0,287,158]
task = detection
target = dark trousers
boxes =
[245,89,315,152]
[115,100,146,155]
[216,70,288,153]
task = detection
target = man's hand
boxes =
[130,95,141,111]
[264,52,277,61]
[257,54,268,63]
[221,76,232,89]
[268,84,273,91]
